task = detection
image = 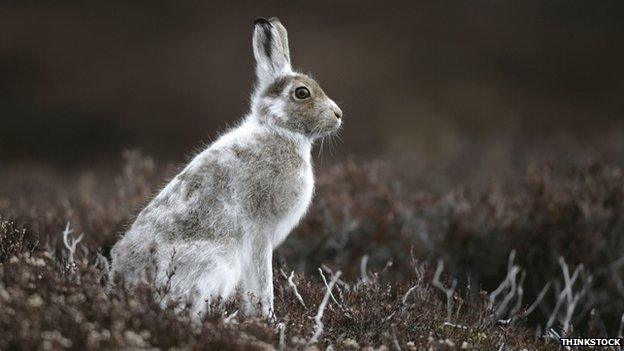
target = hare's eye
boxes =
[294,87,310,100]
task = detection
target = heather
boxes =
[1,147,623,350]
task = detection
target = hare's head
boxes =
[251,17,342,139]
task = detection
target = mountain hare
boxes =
[110,17,342,319]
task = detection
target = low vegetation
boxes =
[1,150,623,350]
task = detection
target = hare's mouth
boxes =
[310,122,340,138]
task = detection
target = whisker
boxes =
[330,134,337,156]
[334,130,343,142]
[326,134,333,156]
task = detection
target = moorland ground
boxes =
[1,137,623,350]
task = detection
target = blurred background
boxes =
[1,0,623,168]
[2,1,624,338]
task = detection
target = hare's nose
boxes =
[333,106,343,119]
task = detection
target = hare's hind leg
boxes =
[161,242,242,321]
[109,238,153,286]
[240,241,274,318]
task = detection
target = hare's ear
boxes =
[253,17,292,87]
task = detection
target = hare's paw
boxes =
[242,292,274,320]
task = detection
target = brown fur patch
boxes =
[264,76,293,97]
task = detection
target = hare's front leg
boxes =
[241,241,274,318]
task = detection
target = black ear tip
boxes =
[254,17,270,25]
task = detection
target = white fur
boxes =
[110,17,339,321]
